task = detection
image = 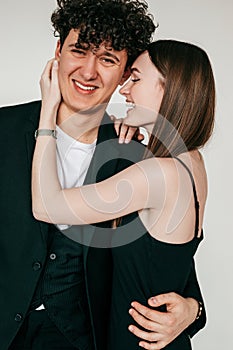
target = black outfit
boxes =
[109,158,203,349]
[0,101,205,350]
[9,225,92,350]
[9,309,79,350]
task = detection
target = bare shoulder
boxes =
[137,151,207,192]
[178,150,208,202]
[139,151,208,242]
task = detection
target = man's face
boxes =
[55,29,129,118]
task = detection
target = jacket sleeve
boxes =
[184,259,207,337]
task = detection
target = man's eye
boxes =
[99,57,118,66]
[71,49,86,55]
[104,58,114,63]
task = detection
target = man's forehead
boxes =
[69,29,128,57]
[76,42,127,56]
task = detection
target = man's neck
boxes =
[57,104,106,144]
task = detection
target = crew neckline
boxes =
[56,125,97,150]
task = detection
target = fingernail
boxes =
[129,308,133,315]
[125,139,130,144]
[150,297,157,304]
[119,138,123,144]
[128,325,134,332]
[131,302,135,307]
[53,60,58,68]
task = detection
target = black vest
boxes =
[30,224,93,350]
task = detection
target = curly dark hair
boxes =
[51,0,156,67]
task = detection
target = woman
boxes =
[32,40,215,349]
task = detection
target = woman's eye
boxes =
[131,78,140,83]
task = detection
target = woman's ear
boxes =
[55,40,61,61]
[119,67,131,85]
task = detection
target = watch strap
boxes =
[34,129,57,139]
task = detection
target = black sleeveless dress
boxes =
[108,158,203,350]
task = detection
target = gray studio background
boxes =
[1,1,232,349]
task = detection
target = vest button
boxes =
[32,262,42,271]
[49,253,56,260]
[14,313,23,322]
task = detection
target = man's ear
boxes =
[119,67,131,85]
[55,40,61,61]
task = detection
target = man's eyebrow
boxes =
[68,44,83,49]
[94,50,120,62]
[68,44,120,62]
[99,51,120,63]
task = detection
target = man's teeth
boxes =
[75,81,96,91]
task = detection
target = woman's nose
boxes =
[119,80,131,96]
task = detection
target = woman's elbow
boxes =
[32,206,53,224]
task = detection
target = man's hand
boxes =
[110,115,144,143]
[128,293,198,349]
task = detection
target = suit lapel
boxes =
[83,113,120,255]
[25,108,121,255]
[84,113,120,185]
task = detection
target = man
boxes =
[0,0,205,349]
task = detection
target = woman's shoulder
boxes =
[140,151,207,184]
[139,150,207,243]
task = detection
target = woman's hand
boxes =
[39,59,61,126]
[110,115,144,144]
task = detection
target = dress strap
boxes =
[174,157,200,238]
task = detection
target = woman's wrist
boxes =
[34,129,57,139]
[39,105,57,127]
[38,115,56,130]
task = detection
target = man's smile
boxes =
[73,80,98,92]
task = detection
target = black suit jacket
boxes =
[0,101,206,350]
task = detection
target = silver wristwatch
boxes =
[34,129,57,139]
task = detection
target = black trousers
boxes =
[9,309,79,350]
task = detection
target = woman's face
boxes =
[120,51,164,133]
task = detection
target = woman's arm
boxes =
[32,60,161,225]
[32,137,155,225]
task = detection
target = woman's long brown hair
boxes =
[114,40,215,228]
[145,40,215,158]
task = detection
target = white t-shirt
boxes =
[56,125,96,230]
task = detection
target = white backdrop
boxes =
[1,1,232,349]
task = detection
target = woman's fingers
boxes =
[111,116,123,136]
[111,115,141,143]
[40,59,61,109]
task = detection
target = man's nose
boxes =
[79,55,98,81]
